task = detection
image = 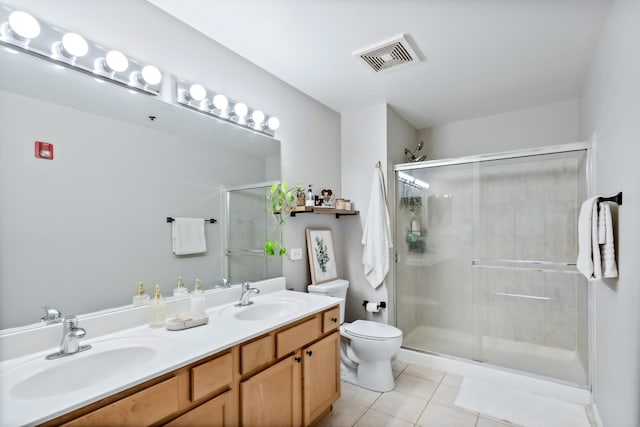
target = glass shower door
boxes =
[395,146,589,385]
[226,185,282,283]
[395,164,476,360]
[471,151,589,384]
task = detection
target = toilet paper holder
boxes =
[362,301,386,310]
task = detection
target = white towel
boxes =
[172,217,207,255]
[362,167,393,289]
[599,203,618,278]
[577,197,601,280]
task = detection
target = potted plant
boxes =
[265,181,303,256]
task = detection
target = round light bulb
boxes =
[8,11,40,39]
[141,65,162,85]
[61,33,88,57]
[267,117,280,130]
[189,84,206,101]
[251,110,265,125]
[234,102,248,118]
[105,50,128,72]
[213,94,228,110]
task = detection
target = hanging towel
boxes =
[599,203,618,278]
[172,217,207,255]
[577,197,601,280]
[362,166,393,289]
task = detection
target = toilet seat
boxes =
[342,320,402,341]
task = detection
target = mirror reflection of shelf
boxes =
[289,207,359,218]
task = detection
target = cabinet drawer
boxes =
[276,316,320,359]
[165,390,234,427]
[62,377,178,426]
[191,352,232,401]
[241,334,274,375]
[322,306,340,333]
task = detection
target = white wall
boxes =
[579,0,640,425]
[339,104,417,323]
[418,100,579,159]
[3,1,341,293]
[340,104,388,322]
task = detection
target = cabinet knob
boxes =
[306,350,313,357]
[294,356,301,363]
[331,317,338,323]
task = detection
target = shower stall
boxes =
[394,143,590,386]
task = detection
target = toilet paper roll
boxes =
[366,302,380,313]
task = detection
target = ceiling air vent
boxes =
[354,34,421,73]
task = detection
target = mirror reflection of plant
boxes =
[265,181,303,256]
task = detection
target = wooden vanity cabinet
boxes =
[45,304,339,427]
[239,312,340,427]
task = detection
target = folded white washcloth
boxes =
[172,217,207,255]
[599,203,618,278]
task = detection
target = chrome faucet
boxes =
[218,278,231,288]
[46,316,92,360]
[40,307,62,325]
[236,282,260,306]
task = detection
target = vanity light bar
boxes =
[176,79,280,137]
[0,5,162,95]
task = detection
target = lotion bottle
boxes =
[190,278,206,317]
[132,282,150,306]
[149,284,166,328]
[173,276,188,297]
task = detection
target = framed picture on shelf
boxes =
[306,228,337,284]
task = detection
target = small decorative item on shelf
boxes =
[335,198,351,210]
[321,189,334,207]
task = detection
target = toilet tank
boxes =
[307,279,349,323]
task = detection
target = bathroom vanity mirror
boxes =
[0,47,281,330]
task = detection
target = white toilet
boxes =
[308,279,403,392]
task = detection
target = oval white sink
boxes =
[10,346,155,399]
[235,300,303,321]
[218,297,306,321]
[2,336,168,400]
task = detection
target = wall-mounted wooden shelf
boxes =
[290,207,359,218]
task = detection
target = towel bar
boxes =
[598,192,622,206]
[166,217,217,223]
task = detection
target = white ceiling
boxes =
[148,0,611,129]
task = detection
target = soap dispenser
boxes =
[190,278,206,317]
[149,284,166,328]
[133,282,150,306]
[173,276,188,297]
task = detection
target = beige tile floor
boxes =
[317,361,597,427]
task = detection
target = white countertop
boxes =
[0,284,340,426]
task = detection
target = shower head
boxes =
[404,141,427,162]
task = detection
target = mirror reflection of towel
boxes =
[172,218,207,255]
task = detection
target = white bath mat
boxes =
[454,377,590,427]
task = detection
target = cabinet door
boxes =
[303,332,340,426]
[165,390,234,427]
[240,353,302,427]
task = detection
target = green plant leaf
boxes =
[270,182,278,194]
[279,247,287,256]
[265,241,275,256]
[281,182,288,192]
